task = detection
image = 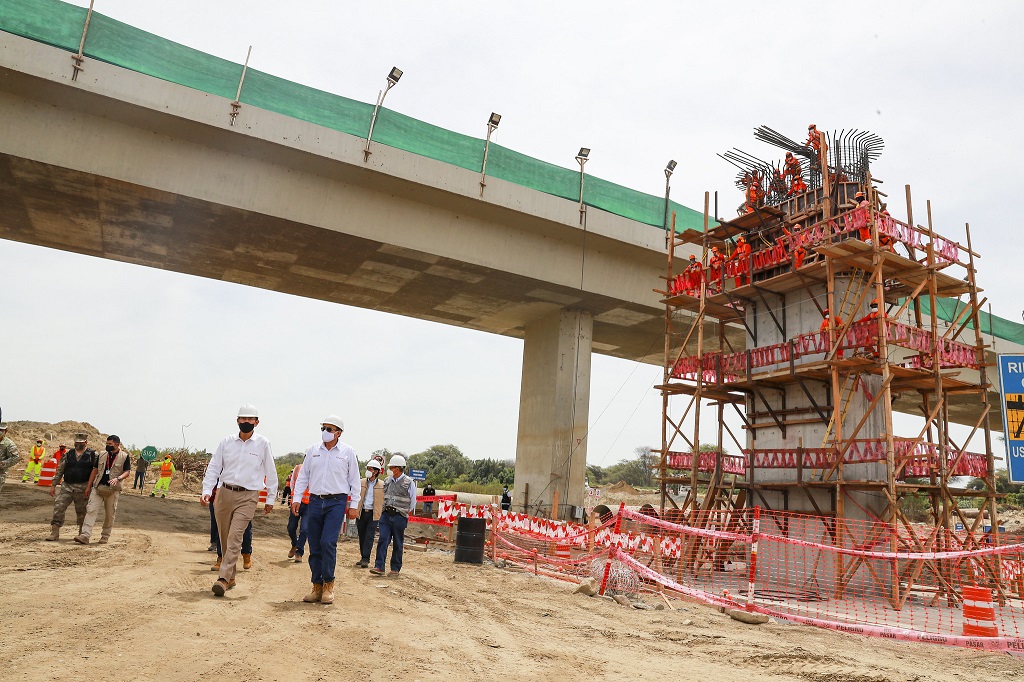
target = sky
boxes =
[2,1,1023,466]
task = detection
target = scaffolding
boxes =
[657,126,1004,602]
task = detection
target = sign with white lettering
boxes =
[410,469,427,481]
[997,354,1024,484]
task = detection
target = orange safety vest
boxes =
[289,465,311,504]
[31,445,45,462]
[160,460,173,477]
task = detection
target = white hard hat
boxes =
[388,454,407,468]
[366,459,382,470]
[236,401,258,417]
[321,415,344,430]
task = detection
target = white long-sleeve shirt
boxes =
[202,432,278,501]
[293,440,361,510]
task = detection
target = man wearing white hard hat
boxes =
[291,415,360,605]
[370,454,417,577]
[201,404,277,598]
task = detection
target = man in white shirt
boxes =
[201,404,277,597]
[291,415,360,605]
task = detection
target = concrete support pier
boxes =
[513,308,592,518]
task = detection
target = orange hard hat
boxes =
[689,254,696,259]
[786,151,794,158]
[870,298,879,306]
[711,245,720,251]
[808,123,816,129]
[737,236,747,243]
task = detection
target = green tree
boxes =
[406,444,470,486]
[600,446,657,488]
[966,469,1022,494]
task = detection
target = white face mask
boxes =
[321,429,336,443]
[366,469,377,479]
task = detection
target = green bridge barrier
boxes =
[0,0,705,232]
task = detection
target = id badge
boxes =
[104,470,111,476]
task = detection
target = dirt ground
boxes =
[1,485,1022,681]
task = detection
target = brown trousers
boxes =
[80,487,120,539]
[214,487,258,582]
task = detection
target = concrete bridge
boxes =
[2,26,1019,516]
[0,30,737,516]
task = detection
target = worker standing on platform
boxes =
[855,299,883,358]
[150,454,175,497]
[820,309,845,359]
[806,124,821,153]
[0,423,20,497]
[22,438,45,483]
[683,254,703,296]
[708,246,725,292]
[782,225,806,269]
[730,236,752,286]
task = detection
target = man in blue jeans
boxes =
[371,454,417,577]
[291,415,360,605]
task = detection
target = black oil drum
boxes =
[454,516,486,564]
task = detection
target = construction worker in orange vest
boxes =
[806,124,821,153]
[730,236,752,286]
[683,254,703,295]
[853,191,873,242]
[782,224,807,269]
[789,173,808,196]
[820,309,845,358]
[855,298,883,358]
[783,152,801,180]
[708,246,725,292]
[52,443,67,465]
[150,454,175,498]
[769,168,787,198]
[22,438,45,483]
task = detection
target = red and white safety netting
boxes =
[479,504,1024,654]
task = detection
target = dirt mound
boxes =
[604,480,639,494]
[4,419,107,455]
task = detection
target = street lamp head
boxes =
[576,147,590,161]
[666,159,677,173]
[387,67,403,85]
[488,112,502,127]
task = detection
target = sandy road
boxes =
[0,483,1021,682]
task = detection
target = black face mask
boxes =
[238,422,255,434]
[75,444,86,452]
[105,445,116,453]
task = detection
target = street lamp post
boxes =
[364,67,403,162]
[181,423,192,451]
[576,148,590,225]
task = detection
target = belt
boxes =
[311,493,347,500]
[221,484,253,492]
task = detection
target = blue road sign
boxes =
[410,469,427,481]
[997,354,1024,484]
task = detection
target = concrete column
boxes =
[513,308,592,519]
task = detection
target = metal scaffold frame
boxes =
[656,129,1004,602]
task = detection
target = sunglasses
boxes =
[321,426,339,433]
